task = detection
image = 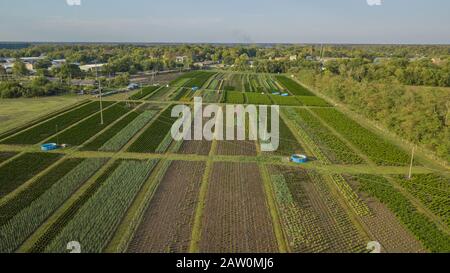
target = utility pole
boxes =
[408,145,416,180]
[95,61,104,125]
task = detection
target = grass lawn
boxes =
[0,95,86,134]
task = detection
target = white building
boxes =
[79,63,106,72]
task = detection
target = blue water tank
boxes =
[291,154,308,164]
[281,93,289,97]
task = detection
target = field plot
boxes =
[0,158,106,253]
[127,106,176,153]
[264,116,305,156]
[276,76,314,96]
[43,160,157,253]
[29,160,123,253]
[312,108,411,166]
[347,174,450,253]
[216,140,257,156]
[48,102,134,146]
[199,90,221,103]
[394,174,450,227]
[1,101,112,145]
[284,108,364,164]
[128,161,206,253]
[129,86,160,100]
[0,152,17,164]
[147,87,176,101]
[0,100,89,139]
[0,153,62,198]
[223,73,245,91]
[199,162,278,253]
[245,93,272,105]
[296,96,331,107]
[342,175,427,253]
[268,166,367,253]
[223,91,245,104]
[269,95,302,106]
[178,140,212,156]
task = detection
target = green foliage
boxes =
[127,106,176,153]
[29,160,123,253]
[355,174,450,253]
[245,93,272,105]
[276,76,314,96]
[1,101,109,144]
[0,158,83,226]
[269,95,302,106]
[129,86,160,100]
[49,102,133,146]
[99,111,157,152]
[287,108,364,164]
[0,153,62,198]
[0,152,17,164]
[0,158,107,253]
[296,96,331,107]
[44,160,157,253]
[313,108,411,166]
[224,91,245,104]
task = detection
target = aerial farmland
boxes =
[0,69,448,254]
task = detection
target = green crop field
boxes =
[0,71,448,254]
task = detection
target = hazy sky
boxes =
[0,0,449,44]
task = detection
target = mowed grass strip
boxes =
[0,158,107,253]
[129,86,160,100]
[44,160,158,253]
[0,153,62,198]
[127,106,177,153]
[29,160,123,253]
[1,101,110,145]
[0,158,84,226]
[49,102,133,146]
[276,76,314,96]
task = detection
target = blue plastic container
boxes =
[291,154,308,164]
[41,143,59,151]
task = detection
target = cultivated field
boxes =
[0,70,448,253]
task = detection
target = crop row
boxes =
[1,101,113,145]
[44,160,158,253]
[0,153,62,199]
[0,158,83,227]
[275,76,314,96]
[99,111,157,152]
[395,174,450,228]
[49,102,133,146]
[0,100,90,141]
[354,174,450,253]
[287,108,364,164]
[269,166,367,252]
[29,160,123,253]
[0,152,17,164]
[296,96,331,107]
[312,108,411,166]
[127,106,176,153]
[0,158,107,253]
[129,86,160,100]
